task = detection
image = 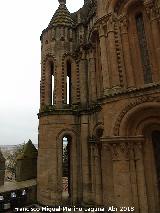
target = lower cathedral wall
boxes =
[37,93,160,211]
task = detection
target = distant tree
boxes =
[6,143,25,181]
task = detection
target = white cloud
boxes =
[0,0,84,145]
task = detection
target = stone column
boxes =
[71,61,77,105]
[55,64,63,108]
[81,115,92,204]
[134,142,149,213]
[79,51,88,106]
[145,2,160,75]
[99,24,110,94]
[71,136,78,204]
[94,144,103,205]
[129,143,139,213]
[101,144,114,206]
[120,16,135,88]
[88,50,97,103]
[45,61,52,105]
[110,142,133,208]
[107,15,120,89]
[90,142,96,203]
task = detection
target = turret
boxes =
[40,0,77,109]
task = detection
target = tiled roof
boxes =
[49,2,75,27]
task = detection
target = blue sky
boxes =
[0,0,84,145]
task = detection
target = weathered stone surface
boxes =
[16,140,38,182]
[38,0,160,211]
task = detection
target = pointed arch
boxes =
[62,53,80,105]
[41,54,57,106]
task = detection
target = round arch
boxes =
[117,102,160,136]
[113,100,160,211]
[56,128,79,204]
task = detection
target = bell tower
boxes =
[38,0,103,207]
[38,0,83,206]
[40,0,78,110]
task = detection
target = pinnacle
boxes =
[49,0,75,27]
[58,0,66,5]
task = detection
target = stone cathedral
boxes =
[37,0,160,211]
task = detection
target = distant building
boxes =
[37,0,160,211]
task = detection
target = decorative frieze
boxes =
[101,137,145,161]
[145,2,159,21]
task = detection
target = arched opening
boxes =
[47,60,55,105]
[135,13,152,84]
[50,62,55,105]
[152,131,160,193]
[62,136,71,202]
[66,61,71,105]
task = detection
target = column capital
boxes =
[119,15,128,34]
[99,23,107,38]
[144,2,159,20]
[101,136,145,161]
[107,15,116,33]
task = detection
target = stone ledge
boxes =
[0,179,36,193]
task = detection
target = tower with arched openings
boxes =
[38,0,160,210]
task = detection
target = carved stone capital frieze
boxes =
[110,142,131,161]
[119,16,128,34]
[133,142,143,160]
[101,136,145,161]
[107,15,116,33]
[99,24,107,38]
[144,2,159,21]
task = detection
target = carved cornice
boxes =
[99,82,160,102]
[94,13,112,31]
[38,103,102,118]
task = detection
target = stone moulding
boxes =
[98,82,160,102]
[113,96,160,136]
[38,103,102,117]
[101,136,145,161]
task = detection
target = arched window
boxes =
[50,62,55,105]
[135,13,152,84]
[62,136,71,201]
[66,61,71,105]
[45,60,55,105]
